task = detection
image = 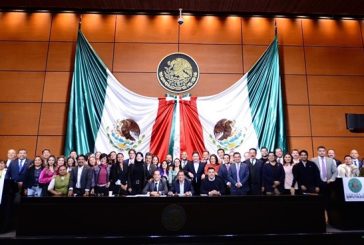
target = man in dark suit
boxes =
[6,149,31,194]
[169,170,194,196]
[328,149,341,166]
[144,152,157,181]
[218,154,232,194]
[142,169,168,196]
[68,155,93,197]
[228,152,250,195]
[5,149,16,168]
[275,147,284,164]
[350,149,363,169]
[185,151,206,195]
[217,148,225,164]
[180,151,190,169]
[123,149,136,166]
[244,148,264,195]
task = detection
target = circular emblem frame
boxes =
[348,178,362,193]
[157,52,200,94]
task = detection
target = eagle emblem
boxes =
[107,119,145,151]
[157,53,199,93]
[209,118,246,152]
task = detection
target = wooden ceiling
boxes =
[0,0,364,18]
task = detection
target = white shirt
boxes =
[337,164,359,178]
[129,159,134,165]
[48,178,56,191]
[250,158,256,166]
[193,162,199,173]
[76,166,84,189]
[181,160,188,168]
[6,159,11,168]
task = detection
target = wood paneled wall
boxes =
[0,12,364,160]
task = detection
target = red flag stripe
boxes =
[150,98,175,161]
[179,97,206,158]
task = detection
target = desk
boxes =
[17,195,325,236]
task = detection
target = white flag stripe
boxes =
[197,73,260,156]
[95,71,159,156]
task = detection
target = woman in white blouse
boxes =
[283,153,298,195]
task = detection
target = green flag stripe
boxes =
[64,31,108,156]
[168,101,178,157]
[247,37,287,153]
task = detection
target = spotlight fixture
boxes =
[178,8,184,25]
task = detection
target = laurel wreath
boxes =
[208,129,246,152]
[106,126,145,151]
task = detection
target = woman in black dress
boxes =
[110,153,128,196]
[127,152,146,195]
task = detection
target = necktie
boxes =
[19,159,24,172]
[154,182,158,191]
[321,157,327,181]
[236,163,240,183]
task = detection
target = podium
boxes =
[328,178,364,230]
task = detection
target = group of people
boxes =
[1,146,363,231]
[1,146,363,199]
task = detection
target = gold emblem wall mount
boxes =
[157,53,199,94]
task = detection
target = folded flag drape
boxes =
[64,31,287,159]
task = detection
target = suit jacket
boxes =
[23,166,44,189]
[262,162,285,193]
[185,162,206,184]
[69,166,93,191]
[144,163,157,180]
[351,159,363,169]
[181,159,191,170]
[332,158,342,167]
[218,164,230,184]
[6,158,31,183]
[228,162,250,192]
[244,158,264,188]
[171,179,194,195]
[123,159,135,166]
[142,179,168,195]
[110,163,128,185]
[93,164,111,187]
[311,157,338,182]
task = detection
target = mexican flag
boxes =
[64,31,287,159]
